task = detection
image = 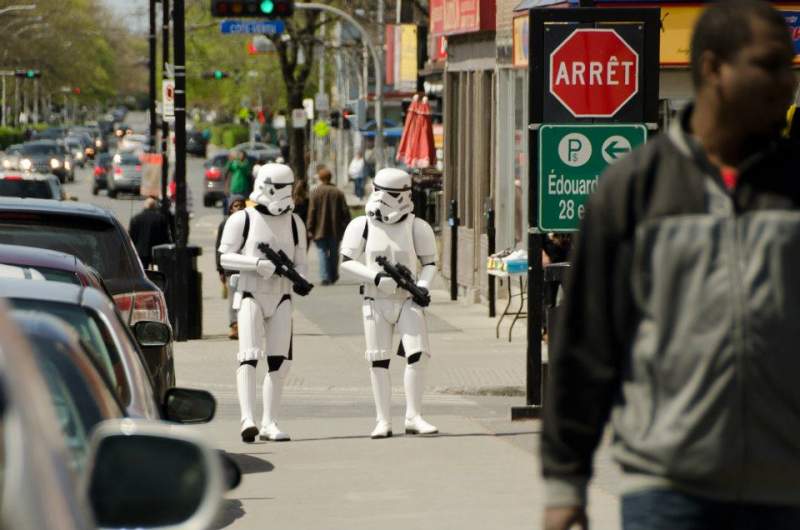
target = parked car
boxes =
[16,140,74,183]
[0,199,174,397]
[0,171,63,200]
[187,130,208,157]
[92,153,112,195]
[0,243,110,294]
[3,278,165,417]
[0,303,225,530]
[232,141,281,164]
[108,152,142,198]
[203,151,229,207]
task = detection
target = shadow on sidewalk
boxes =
[287,431,537,443]
[212,499,245,529]
[226,452,275,474]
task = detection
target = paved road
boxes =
[62,113,623,529]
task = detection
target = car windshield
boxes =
[26,266,80,285]
[211,155,228,167]
[117,154,140,165]
[0,214,137,281]
[20,144,58,156]
[0,180,56,199]
[10,299,131,407]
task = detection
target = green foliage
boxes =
[209,124,250,148]
[0,128,25,150]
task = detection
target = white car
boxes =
[0,171,64,200]
[118,133,148,153]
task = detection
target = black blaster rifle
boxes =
[257,242,314,296]
[375,256,430,307]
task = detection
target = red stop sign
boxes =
[550,29,639,118]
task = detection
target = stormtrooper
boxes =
[340,168,439,439]
[218,163,309,443]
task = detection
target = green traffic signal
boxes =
[26,70,35,78]
[214,70,224,80]
[260,0,274,14]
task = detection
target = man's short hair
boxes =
[690,0,791,87]
[318,168,332,183]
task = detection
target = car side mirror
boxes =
[133,321,171,348]
[145,269,166,291]
[87,420,223,529]
[162,387,216,424]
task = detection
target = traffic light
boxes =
[341,108,352,130]
[211,0,293,18]
[329,110,341,129]
[14,69,40,79]
[202,70,230,80]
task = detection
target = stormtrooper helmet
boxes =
[250,163,295,215]
[365,168,413,224]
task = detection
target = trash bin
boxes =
[152,244,203,341]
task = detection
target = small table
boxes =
[488,269,527,342]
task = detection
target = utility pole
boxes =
[33,78,38,123]
[376,0,385,169]
[161,0,171,218]
[148,0,158,151]
[174,0,187,249]
[14,76,19,127]
[1,74,6,127]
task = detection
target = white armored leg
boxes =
[236,364,259,442]
[260,360,291,441]
[369,366,393,439]
[404,355,438,435]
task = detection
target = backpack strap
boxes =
[362,218,369,241]
[291,215,299,246]
[239,209,250,252]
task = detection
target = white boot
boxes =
[369,366,392,439]
[260,360,290,441]
[404,356,438,435]
[236,364,259,443]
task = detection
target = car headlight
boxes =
[76,152,83,160]
[20,159,32,170]
[2,159,10,169]
[65,160,71,170]
[95,139,103,148]
[50,158,61,169]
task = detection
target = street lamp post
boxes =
[294,3,385,170]
[148,0,157,152]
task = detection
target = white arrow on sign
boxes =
[601,135,633,163]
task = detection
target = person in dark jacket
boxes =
[542,3,800,530]
[306,166,351,284]
[292,178,309,227]
[129,197,172,269]
[215,195,247,339]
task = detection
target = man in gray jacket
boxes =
[543,2,800,529]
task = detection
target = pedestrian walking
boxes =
[223,150,252,213]
[348,151,366,200]
[219,163,310,443]
[216,195,247,340]
[128,197,172,269]
[292,178,309,227]
[340,168,439,439]
[542,2,800,529]
[306,166,351,285]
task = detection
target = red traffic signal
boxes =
[72,87,81,95]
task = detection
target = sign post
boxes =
[514,7,660,421]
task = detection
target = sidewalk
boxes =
[175,209,622,530]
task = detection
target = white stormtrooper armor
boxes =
[219,163,308,443]
[340,168,439,439]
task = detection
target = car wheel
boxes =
[92,186,99,196]
[203,196,213,208]
[108,188,117,199]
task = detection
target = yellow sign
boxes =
[660,5,800,65]
[399,25,418,91]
